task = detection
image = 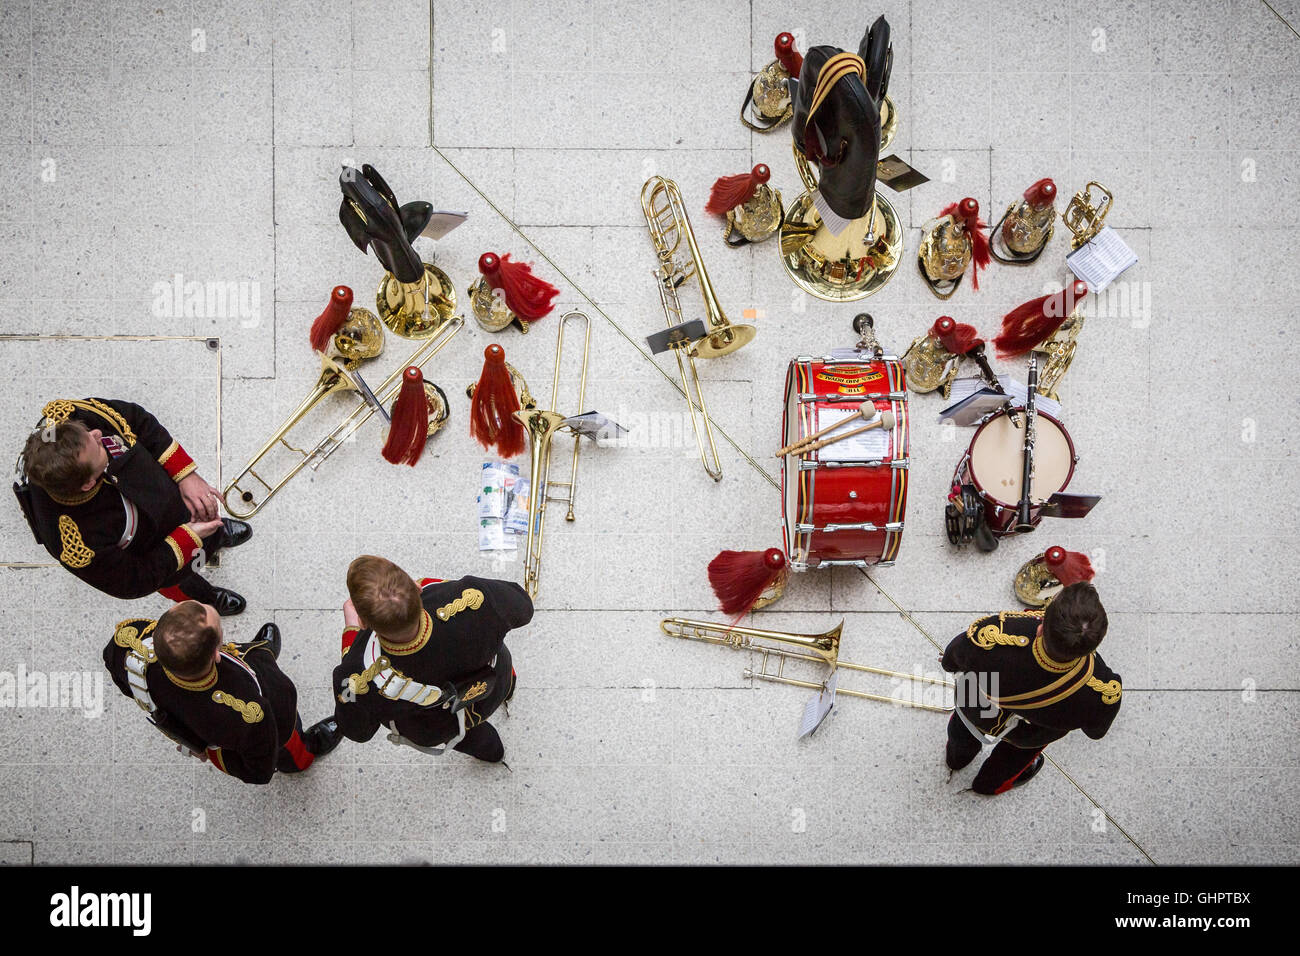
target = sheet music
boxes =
[1065,226,1137,293]
[812,190,854,237]
[419,211,469,240]
[815,407,891,460]
[939,377,1062,425]
[799,671,838,738]
[563,411,628,443]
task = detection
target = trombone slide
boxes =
[222,315,464,518]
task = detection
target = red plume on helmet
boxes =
[1044,546,1095,587]
[309,285,353,353]
[381,366,429,466]
[775,32,803,76]
[938,197,990,289]
[993,279,1090,360]
[707,548,789,617]
[706,164,771,215]
[931,315,981,355]
[478,252,559,322]
[1023,178,1057,209]
[469,344,525,459]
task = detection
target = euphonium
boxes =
[660,617,952,712]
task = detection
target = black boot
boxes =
[212,587,247,617]
[219,518,253,549]
[252,622,280,659]
[304,717,343,760]
[453,721,504,763]
[1010,753,1045,790]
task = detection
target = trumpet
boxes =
[661,617,952,712]
[223,313,463,518]
[641,176,753,482]
[514,310,591,598]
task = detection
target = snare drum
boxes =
[952,407,1077,536]
[781,356,910,569]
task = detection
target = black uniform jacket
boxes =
[21,398,207,599]
[941,609,1123,750]
[333,575,533,748]
[104,618,297,784]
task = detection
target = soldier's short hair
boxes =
[1042,582,1108,660]
[155,601,222,679]
[24,419,94,497]
[347,555,421,636]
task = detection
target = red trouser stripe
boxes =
[993,750,1043,795]
[283,728,314,771]
[158,585,189,603]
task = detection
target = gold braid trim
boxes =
[113,620,158,662]
[379,611,433,656]
[971,624,1029,650]
[340,656,393,700]
[58,515,94,568]
[42,398,136,444]
[1032,634,1077,673]
[461,680,488,703]
[163,665,218,692]
[435,588,485,622]
[1087,677,1122,705]
[211,690,264,723]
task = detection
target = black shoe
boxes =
[254,622,280,659]
[1011,753,1045,790]
[219,518,253,549]
[946,740,979,772]
[212,587,246,617]
[454,721,504,763]
[304,717,343,760]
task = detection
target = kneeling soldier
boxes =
[333,555,532,762]
[105,601,341,783]
[941,582,1122,795]
[15,398,251,613]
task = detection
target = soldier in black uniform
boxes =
[14,398,250,613]
[104,601,342,784]
[332,555,532,762]
[941,582,1122,795]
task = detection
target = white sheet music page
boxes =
[815,407,891,460]
[1065,226,1137,293]
[812,190,855,236]
[799,670,838,738]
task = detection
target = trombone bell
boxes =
[660,617,952,712]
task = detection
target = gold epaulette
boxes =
[42,398,136,444]
[1086,677,1122,705]
[58,515,94,568]
[436,588,485,622]
[113,619,158,660]
[211,689,263,723]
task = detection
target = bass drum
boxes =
[952,407,1077,537]
[780,356,909,569]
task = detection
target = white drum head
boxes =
[969,413,1072,507]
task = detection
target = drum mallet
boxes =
[776,401,880,457]
[802,410,896,454]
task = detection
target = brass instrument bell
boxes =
[1033,314,1083,402]
[377,262,458,339]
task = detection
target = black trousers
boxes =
[947,713,1043,795]
[451,648,515,763]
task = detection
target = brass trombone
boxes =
[222,313,464,518]
[660,617,953,712]
[641,175,755,482]
[514,310,591,598]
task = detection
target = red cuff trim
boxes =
[166,526,204,570]
[419,577,444,588]
[341,625,361,655]
[159,441,196,481]
[207,747,228,773]
[158,585,189,603]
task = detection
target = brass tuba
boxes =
[661,617,952,711]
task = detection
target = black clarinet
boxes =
[1014,355,1038,533]
[966,342,1019,426]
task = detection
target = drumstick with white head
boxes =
[775,401,880,457]
[803,410,896,453]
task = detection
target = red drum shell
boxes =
[781,357,909,569]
